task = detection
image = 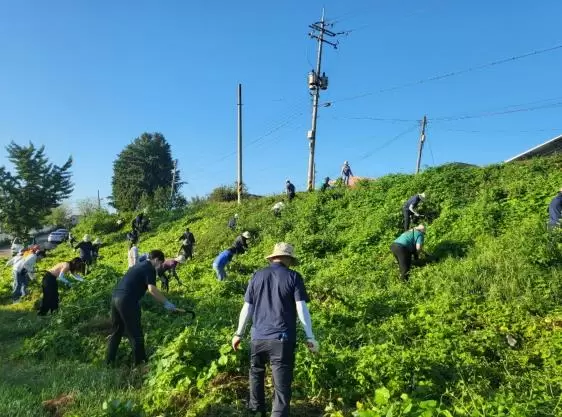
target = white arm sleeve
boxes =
[296,301,315,339]
[235,302,253,336]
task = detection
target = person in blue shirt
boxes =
[548,188,562,230]
[402,192,426,231]
[391,224,426,281]
[212,248,236,281]
[231,242,319,417]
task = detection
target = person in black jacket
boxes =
[286,180,296,201]
[548,188,562,230]
[178,228,196,260]
[106,250,184,366]
[74,235,94,275]
[233,231,251,255]
[402,192,426,231]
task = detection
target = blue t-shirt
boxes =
[214,249,234,268]
[549,193,562,225]
[404,194,422,210]
[244,262,310,341]
[394,230,424,253]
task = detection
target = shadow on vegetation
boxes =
[421,240,471,266]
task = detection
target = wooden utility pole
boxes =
[237,84,243,205]
[415,115,427,174]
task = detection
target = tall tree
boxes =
[111,132,180,212]
[0,142,73,237]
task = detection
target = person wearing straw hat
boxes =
[232,242,319,417]
[391,224,426,281]
[402,192,426,231]
[233,231,251,255]
[74,234,94,275]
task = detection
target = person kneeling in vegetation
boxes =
[158,255,186,292]
[390,224,426,281]
[38,257,85,316]
[106,250,184,367]
[232,242,319,417]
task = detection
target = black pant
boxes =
[38,272,59,315]
[180,245,193,259]
[403,207,412,231]
[249,339,296,417]
[106,296,146,365]
[391,243,412,280]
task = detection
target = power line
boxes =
[356,124,419,162]
[431,101,562,122]
[332,115,419,123]
[430,127,562,134]
[329,43,562,104]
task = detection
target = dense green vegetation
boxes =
[2,156,562,416]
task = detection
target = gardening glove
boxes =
[306,338,319,354]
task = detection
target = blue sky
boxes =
[1,0,561,207]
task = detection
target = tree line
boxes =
[0,132,185,238]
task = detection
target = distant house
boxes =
[505,133,562,163]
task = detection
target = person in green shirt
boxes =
[390,224,426,280]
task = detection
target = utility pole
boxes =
[237,84,243,205]
[415,115,427,174]
[170,159,177,206]
[97,189,101,210]
[306,9,340,191]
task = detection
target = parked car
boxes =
[11,238,23,256]
[48,229,69,244]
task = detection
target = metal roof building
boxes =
[505,133,562,162]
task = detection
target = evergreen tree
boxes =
[111,132,180,212]
[0,142,73,237]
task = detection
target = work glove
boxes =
[306,338,319,354]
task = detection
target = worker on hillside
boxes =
[158,255,186,292]
[402,192,426,231]
[320,176,331,192]
[68,232,76,247]
[132,213,144,233]
[341,161,353,186]
[128,240,139,268]
[548,187,562,230]
[390,224,426,281]
[286,180,296,201]
[74,234,94,275]
[37,257,85,316]
[228,214,239,230]
[106,250,184,366]
[92,238,103,263]
[272,201,285,217]
[212,247,236,281]
[232,242,319,417]
[233,231,251,255]
[178,227,196,260]
[11,248,46,302]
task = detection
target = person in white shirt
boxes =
[12,249,45,302]
[128,242,139,268]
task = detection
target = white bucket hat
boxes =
[265,242,298,265]
[175,255,186,264]
[242,231,251,239]
[419,192,426,199]
[83,234,91,242]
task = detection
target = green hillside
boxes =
[2,156,562,417]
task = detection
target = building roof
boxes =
[505,134,562,162]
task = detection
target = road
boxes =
[0,233,56,258]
